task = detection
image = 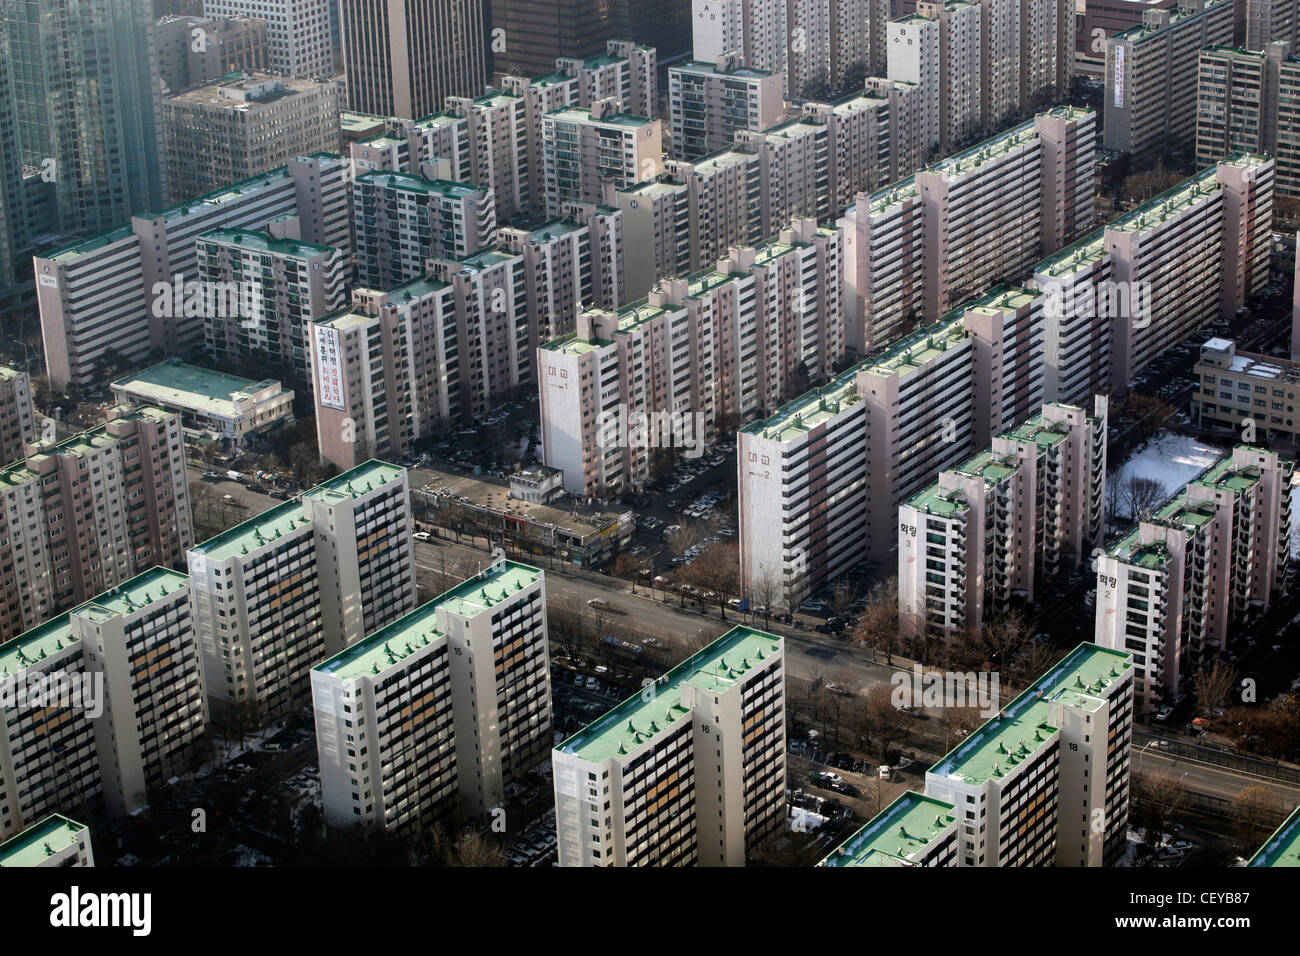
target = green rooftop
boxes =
[820,792,956,866]
[0,406,175,489]
[302,460,405,506]
[315,559,541,681]
[928,643,1133,787]
[112,359,290,418]
[0,815,87,867]
[198,227,336,259]
[557,626,782,763]
[1249,805,1300,866]
[0,613,77,681]
[355,170,484,199]
[741,361,865,443]
[1034,227,1106,279]
[75,567,189,623]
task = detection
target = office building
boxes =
[353,173,497,287]
[538,219,842,496]
[1191,338,1300,439]
[1103,0,1235,158]
[0,406,193,645]
[155,13,269,93]
[161,72,342,203]
[899,399,1108,643]
[110,359,295,449]
[5,0,167,235]
[36,154,351,389]
[312,208,623,471]
[196,227,349,387]
[490,0,619,79]
[553,626,785,867]
[668,57,785,161]
[187,461,416,727]
[541,100,663,215]
[1095,446,1292,713]
[338,0,488,119]
[313,559,550,831]
[0,815,94,867]
[205,0,338,78]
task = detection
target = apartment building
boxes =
[0,367,36,467]
[921,643,1135,866]
[1032,230,1115,408]
[1095,446,1293,712]
[1248,804,1300,865]
[840,107,1096,355]
[188,461,417,727]
[668,57,785,161]
[819,792,958,866]
[0,567,206,836]
[353,173,497,287]
[0,815,94,867]
[889,2,983,155]
[338,0,486,119]
[1246,0,1300,50]
[541,100,663,215]
[899,399,1108,642]
[204,0,337,78]
[36,154,351,389]
[692,0,791,87]
[554,626,785,867]
[155,14,270,94]
[197,228,348,388]
[738,312,975,607]
[1197,43,1300,196]
[312,559,550,831]
[161,72,342,203]
[312,209,623,471]
[538,219,842,496]
[1103,0,1235,158]
[1020,0,1075,109]
[0,407,193,646]
[1192,337,1300,438]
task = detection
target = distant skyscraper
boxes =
[339,0,488,119]
[2,0,167,235]
[490,0,616,79]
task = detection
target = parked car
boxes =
[412,531,433,542]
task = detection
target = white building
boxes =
[0,815,94,867]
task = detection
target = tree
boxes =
[850,577,899,664]
[678,541,740,620]
[1122,474,1167,523]
[1193,658,1238,715]
[1231,785,1284,850]
[1131,772,1187,846]
[865,685,909,761]
[427,825,506,867]
[749,568,783,627]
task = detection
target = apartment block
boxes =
[899,399,1107,643]
[542,100,663,215]
[1095,446,1293,712]
[668,57,785,161]
[888,2,983,155]
[0,815,93,867]
[1197,43,1300,196]
[353,173,497,287]
[312,559,550,832]
[1103,0,1235,158]
[1246,0,1300,50]
[187,461,417,727]
[739,313,975,608]
[920,643,1135,866]
[819,792,958,866]
[312,210,623,471]
[155,14,270,94]
[197,228,348,388]
[1021,0,1075,109]
[1248,804,1300,865]
[554,626,785,867]
[0,407,193,645]
[1192,337,1300,438]
[204,0,337,78]
[538,219,843,496]
[692,0,791,88]
[161,72,342,203]
[0,368,36,467]
[840,107,1096,354]
[37,154,351,389]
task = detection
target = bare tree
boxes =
[749,568,783,628]
[850,577,900,664]
[1122,474,1167,523]
[1193,658,1239,715]
[1131,772,1187,846]
[1231,785,1284,850]
[865,684,909,761]
[679,541,740,619]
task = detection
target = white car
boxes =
[412,531,432,542]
